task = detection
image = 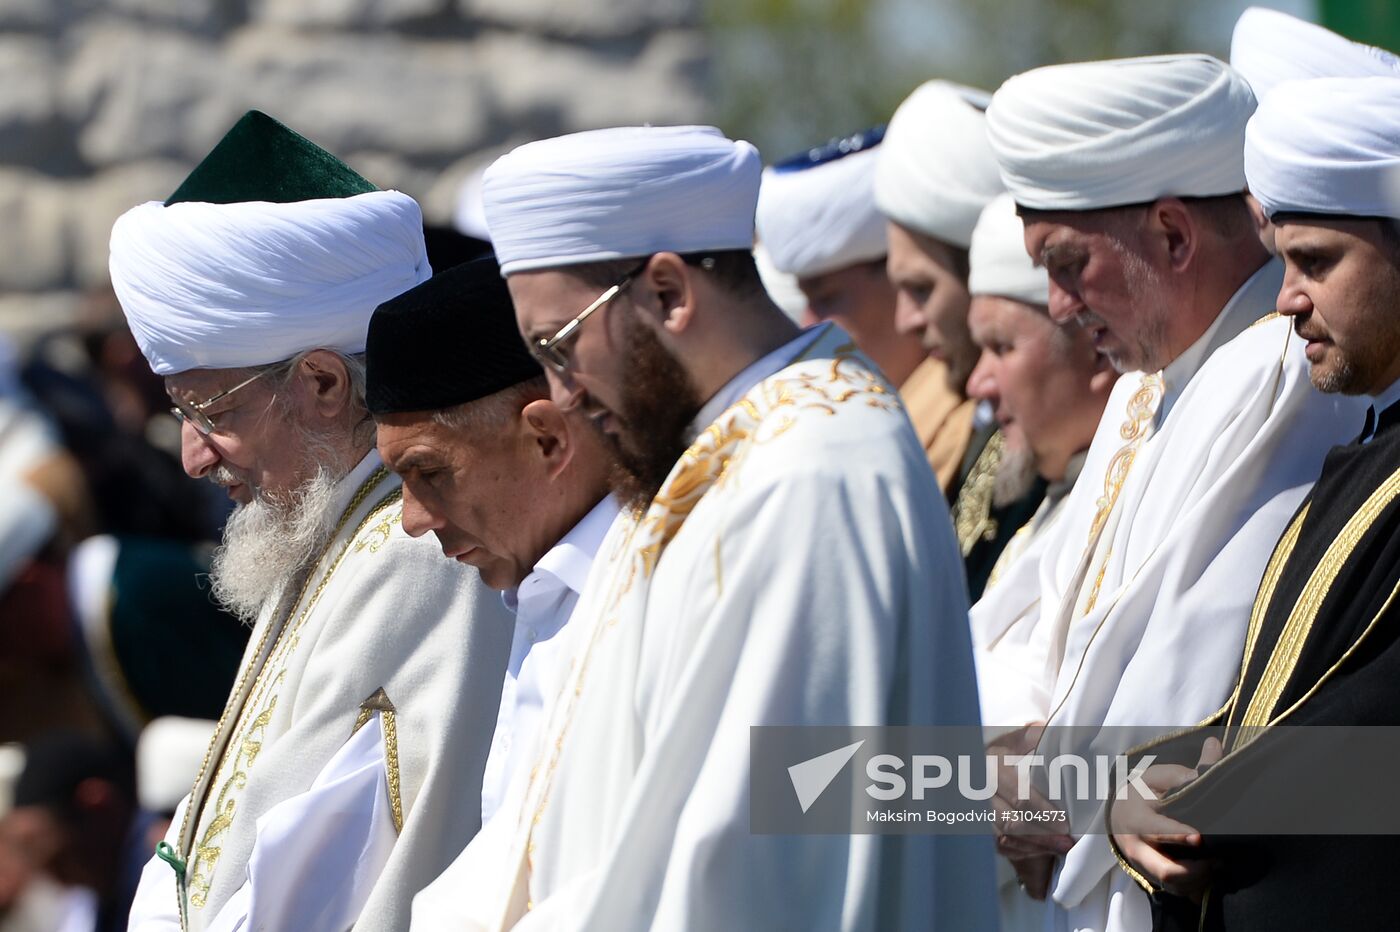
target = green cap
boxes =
[165,110,377,206]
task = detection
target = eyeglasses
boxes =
[530,260,649,374]
[170,368,272,437]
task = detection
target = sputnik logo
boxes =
[788,740,864,813]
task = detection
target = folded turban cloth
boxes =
[969,193,1048,306]
[110,110,431,376]
[482,125,761,276]
[1231,7,1400,102]
[1245,76,1400,221]
[753,241,808,324]
[756,129,887,279]
[365,254,543,416]
[874,81,1003,248]
[111,193,430,376]
[987,54,1256,211]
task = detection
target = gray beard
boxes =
[992,439,1040,509]
[208,464,346,625]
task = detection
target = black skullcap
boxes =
[165,110,377,206]
[366,254,543,415]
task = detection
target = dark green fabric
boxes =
[104,536,250,728]
[166,110,377,206]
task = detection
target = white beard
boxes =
[992,437,1040,509]
[208,462,347,625]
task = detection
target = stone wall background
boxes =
[0,0,708,342]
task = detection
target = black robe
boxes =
[1111,400,1400,931]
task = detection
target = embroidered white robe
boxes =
[969,261,1370,931]
[412,324,997,931]
[127,452,512,932]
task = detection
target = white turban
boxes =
[874,81,1003,248]
[110,191,430,376]
[756,145,886,279]
[969,193,1048,306]
[1245,76,1400,221]
[137,717,217,814]
[1231,7,1400,102]
[987,54,1256,211]
[482,125,761,276]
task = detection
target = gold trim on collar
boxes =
[1238,467,1400,736]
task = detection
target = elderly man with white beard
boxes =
[112,111,512,932]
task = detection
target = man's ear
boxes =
[1148,198,1198,273]
[640,252,698,336]
[299,349,354,419]
[521,398,572,479]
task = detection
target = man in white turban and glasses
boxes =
[968,55,1368,932]
[407,124,997,930]
[114,111,511,931]
[1107,74,1400,932]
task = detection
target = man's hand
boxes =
[987,723,1075,899]
[1110,737,1222,903]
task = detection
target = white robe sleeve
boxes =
[204,714,399,932]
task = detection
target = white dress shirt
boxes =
[479,494,622,826]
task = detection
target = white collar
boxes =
[685,324,827,440]
[1158,258,1282,422]
[503,494,620,612]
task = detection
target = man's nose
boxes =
[399,484,441,539]
[180,421,220,479]
[966,350,999,404]
[1046,279,1084,325]
[893,290,928,337]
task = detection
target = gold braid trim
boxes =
[1237,466,1400,736]
[174,468,394,921]
[951,430,1004,558]
[1081,373,1163,615]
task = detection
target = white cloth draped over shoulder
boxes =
[1245,76,1400,222]
[1230,6,1400,101]
[109,191,431,375]
[411,323,997,931]
[127,452,512,932]
[970,261,1369,931]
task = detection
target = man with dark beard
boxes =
[111,111,511,932]
[415,125,997,930]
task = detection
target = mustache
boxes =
[209,466,240,488]
[1293,316,1329,343]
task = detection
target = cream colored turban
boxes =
[874,81,1004,248]
[987,54,1256,211]
[1245,76,1400,221]
[110,191,431,376]
[1231,7,1400,102]
[482,125,761,276]
[969,194,1048,306]
[757,140,886,279]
